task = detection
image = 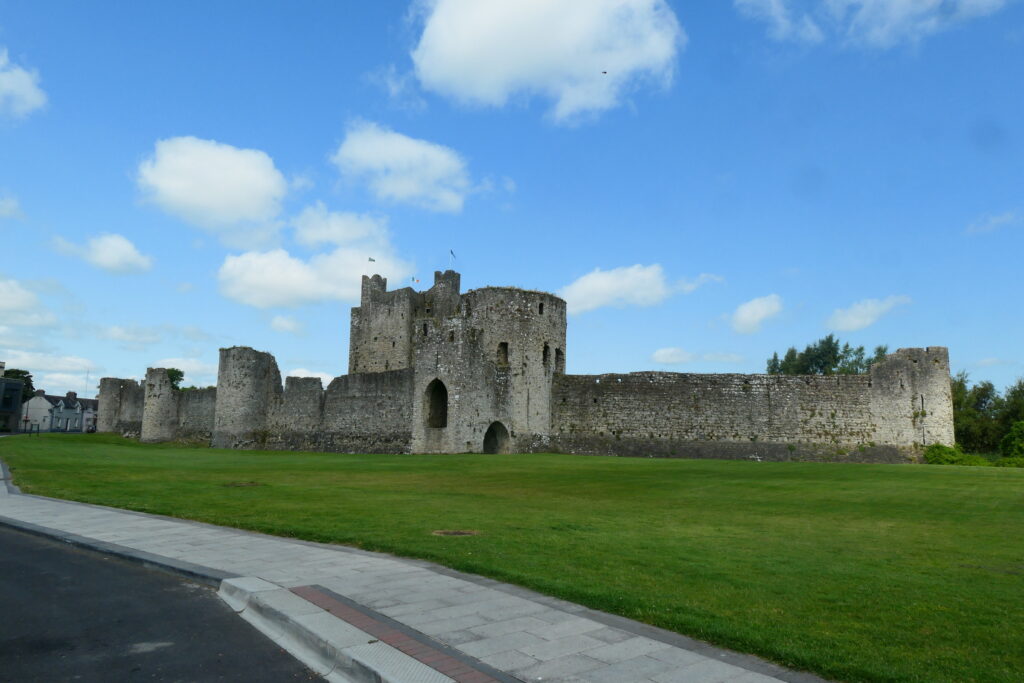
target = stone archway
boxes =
[483,421,509,454]
[425,379,448,428]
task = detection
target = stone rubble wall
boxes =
[545,348,953,462]
[97,378,144,437]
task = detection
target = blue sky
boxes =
[1,0,1021,398]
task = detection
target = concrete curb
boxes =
[0,458,20,494]
[220,577,454,683]
[0,513,237,588]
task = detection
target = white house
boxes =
[21,390,99,432]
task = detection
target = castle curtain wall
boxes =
[545,348,953,462]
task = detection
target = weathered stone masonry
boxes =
[98,270,954,462]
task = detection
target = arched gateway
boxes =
[483,421,509,454]
[425,379,448,428]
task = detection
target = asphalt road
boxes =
[0,525,320,682]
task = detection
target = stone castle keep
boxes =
[98,270,955,462]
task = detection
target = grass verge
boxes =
[2,434,1022,682]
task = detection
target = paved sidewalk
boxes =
[1,459,825,683]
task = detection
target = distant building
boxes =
[21,390,99,432]
[0,361,25,432]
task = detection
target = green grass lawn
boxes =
[2,434,1022,683]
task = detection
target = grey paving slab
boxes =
[580,654,677,683]
[519,633,606,662]
[652,658,750,682]
[0,476,821,683]
[587,636,673,664]
[457,631,548,659]
[514,653,606,680]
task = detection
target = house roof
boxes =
[36,394,99,411]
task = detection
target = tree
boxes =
[951,371,1007,453]
[999,421,1024,459]
[766,336,887,376]
[3,368,35,402]
[166,368,184,390]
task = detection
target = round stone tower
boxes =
[211,346,282,449]
[140,368,178,443]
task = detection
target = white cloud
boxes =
[651,348,745,365]
[0,48,47,118]
[652,347,696,364]
[411,0,684,122]
[735,0,1008,47]
[0,278,38,312]
[271,315,303,334]
[37,373,96,397]
[55,233,152,273]
[219,246,414,309]
[966,210,1020,234]
[677,273,724,294]
[976,357,1015,367]
[0,194,21,218]
[370,64,427,111]
[559,264,671,315]
[137,136,287,244]
[102,325,163,349]
[735,0,824,42]
[0,325,37,348]
[286,368,336,386]
[332,122,471,213]
[153,357,218,382]
[291,202,387,247]
[3,350,97,373]
[827,295,911,331]
[732,294,783,334]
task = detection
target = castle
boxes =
[98,270,955,462]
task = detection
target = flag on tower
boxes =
[450,249,456,259]
[368,257,376,262]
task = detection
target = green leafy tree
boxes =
[998,421,1024,459]
[166,368,184,390]
[997,378,1024,436]
[950,371,1005,453]
[3,368,35,402]
[766,336,887,376]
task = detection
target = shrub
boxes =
[955,453,992,467]
[998,421,1024,459]
[922,444,992,467]
[994,457,1024,468]
[923,443,963,465]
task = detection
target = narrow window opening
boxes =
[422,323,428,336]
[448,331,455,342]
[425,379,448,428]
[539,302,545,315]
[497,342,509,366]
[543,343,550,366]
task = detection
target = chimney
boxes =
[66,391,77,402]
[35,389,45,397]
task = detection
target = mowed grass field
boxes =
[2,435,1022,683]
